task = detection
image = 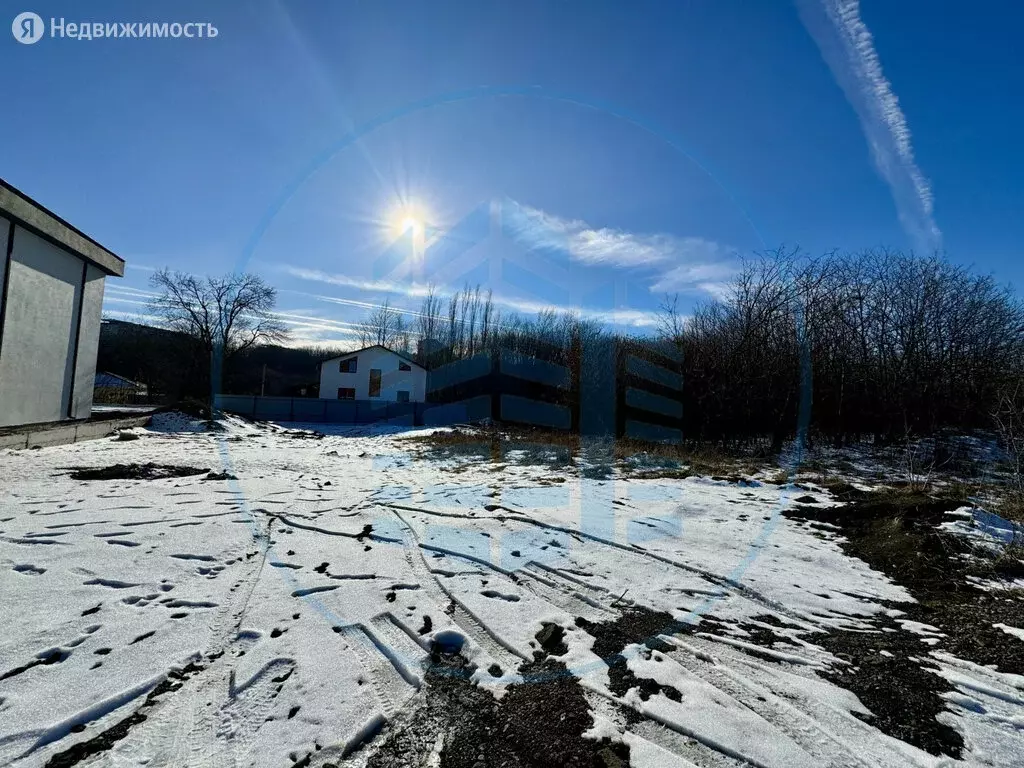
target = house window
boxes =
[398,361,411,371]
[340,357,357,373]
[397,390,410,403]
[338,387,355,400]
[368,369,382,397]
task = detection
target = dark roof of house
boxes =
[0,178,124,277]
[321,344,425,370]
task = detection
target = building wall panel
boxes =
[0,227,83,426]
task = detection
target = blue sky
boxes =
[2,1,1022,345]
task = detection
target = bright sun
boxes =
[386,202,429,243]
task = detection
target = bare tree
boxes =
[654,248,1024,448]
[416,286,443,347]
[149,270,287,403]
[657,293,686,350]
[357,299,410,349]
[150,270,287,355]
[994,380,1024,492]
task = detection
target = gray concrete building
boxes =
[0,179,124,427]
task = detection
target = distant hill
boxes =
[98,319,343,400]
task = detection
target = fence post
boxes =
[615,341,627,439]
[490,350,501,423]
[570,332,581,434]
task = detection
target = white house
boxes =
[319,345,426,403]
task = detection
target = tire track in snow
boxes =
[659,635,904,768]
[390,509,528,671]
[383,500,815,628]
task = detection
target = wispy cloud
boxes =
[279,201,735,329]
[487,294,661,328]
[105,284,160,299]
[647,262,738,295]
[282,267,436,298]
[504,201,731,270]
[502,201,739,297]
[286,279,662,329]
[798,0,940,251]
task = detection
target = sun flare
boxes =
[387,203,428,240]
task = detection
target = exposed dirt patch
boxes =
[67,463,209,481]
[366,640,628,768]
[281,429,325,440]
[814,614,965,757]
[784,487,1024,757]
[533,622,568,658]
[735,616,801,648]
[43,660,205,767]
[575,607,725,721]
[204,470,238,481]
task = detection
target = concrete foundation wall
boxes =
[0,217,8,320]
[0,413,154,450]
[70,265,106,419]
[0,226,105,427]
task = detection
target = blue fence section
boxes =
[626,354,682,390]
[425,345,577,432]
[215,395,424,425]
[499,350,571,389]
[500,394,572,430]
[616,341,684,442]
[625,387,683,419]
[426,352,492,393]
[422,395,492,426]
[218,338,684,444]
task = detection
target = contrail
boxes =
[797,0,941,251]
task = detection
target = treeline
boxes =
[112,249,1024,449]
[662,249,1024,447]
[364,285,605,368]
[97,319,342,399]
[394,250,1024,447]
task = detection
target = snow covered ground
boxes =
[1,415,1022,767]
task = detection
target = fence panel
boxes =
[217,396,423,426]
[323,400,359,423]
[422,395,492,426]
[253,397,294,421]
[291,399,329,422]
[615,341,684,443]
[500,394,571,430]
[427,352,492,393]
[215,394,256,417]
[625,387,683,420]
[499,350,571,389]
[625,355,681,390]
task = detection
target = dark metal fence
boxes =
[426,342,577,431]
[614,339,684,442]
[214,395,427,425]
[215,338,683,442]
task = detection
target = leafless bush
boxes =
[993,380,1024,492]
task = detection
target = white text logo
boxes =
[12,12,45,44]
